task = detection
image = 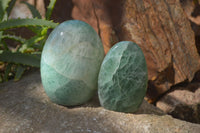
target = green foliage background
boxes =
[0,0,58,82]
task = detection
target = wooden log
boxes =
[71,0,200,101]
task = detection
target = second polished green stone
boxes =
[98,41,148,113]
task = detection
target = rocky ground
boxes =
[157,84,200,124]
[0,71,200,133]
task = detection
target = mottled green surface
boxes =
[98,41,148,113]
[41,20,104,106]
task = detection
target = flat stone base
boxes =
[0,71,199,133]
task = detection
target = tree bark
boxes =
[71,0,200,101]
[43,0,200,101]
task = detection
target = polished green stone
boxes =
[98,41,148,113]
[41,20,104,106]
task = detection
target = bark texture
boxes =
[36,0,200,100]
[71,0,200,100]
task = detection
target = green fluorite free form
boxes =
[98,41,148,113]
[41,20,104,106]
